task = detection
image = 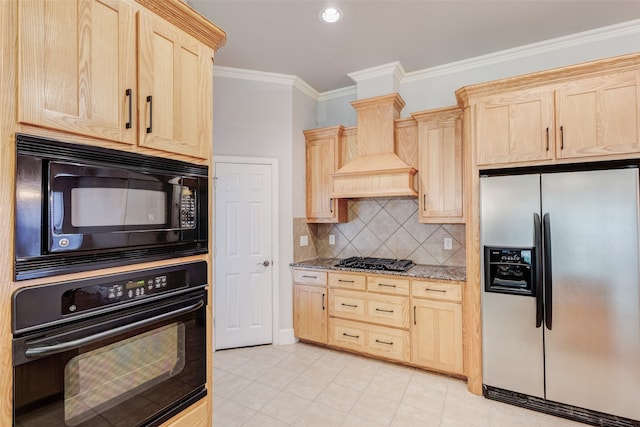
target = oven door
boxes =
[13,289,207,427]
[48,162,201,253]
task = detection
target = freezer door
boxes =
[480,174,545,398]
[542,168,640,420]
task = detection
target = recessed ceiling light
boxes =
[320,7,342,24]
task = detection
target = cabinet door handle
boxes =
[329,198,333,213]
[425,288,447,293]
[341,303,358,308]
[375,308,394,313]
[560,125,564,150]
[322,293,325,311]
[338,279,355,283]
[423,194,426,209]
[146,95,153,134]
[545,127,549,151]
[375,339,394,345]
[377,283,396,288]
[414,305,416,325]
[125,89,132,129]
[343,333,360,339]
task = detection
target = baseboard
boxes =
[276,328,297,345]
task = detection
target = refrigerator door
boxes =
[542,168,640,420]
[480,174,545,398]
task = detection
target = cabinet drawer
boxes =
[329,318,366,347]
[293,269,327,286]
[412,279,462,302]
[330,290,366,318]
[330,289,409,329]
[367,275,410,296]
[366,298,410,329]
[329,318,410,362]
[329,272,366,290]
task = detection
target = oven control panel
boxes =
[61,270,186,315]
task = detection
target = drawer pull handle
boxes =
[425,288,447,293]
[339,279,355,283]
[375,308,394,313]
[302,275,318,279]
[378,283,397,288]
[341,303,358,308]
[343,333,360,339]
[375,339,394,345]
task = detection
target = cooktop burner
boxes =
[335,257,414,272]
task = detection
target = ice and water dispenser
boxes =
[484,247,536,296]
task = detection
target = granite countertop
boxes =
[290,258,466,282]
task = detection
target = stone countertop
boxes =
[290,258,466,282]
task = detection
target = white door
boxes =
[214,161,273,350]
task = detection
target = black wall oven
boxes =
[12,261,208,427]
[15,134,208,280]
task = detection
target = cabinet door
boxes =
[416,109,464,223]
[556,70,640,159]
[411,299,463,374]
[475,87,555,166]
[293,284,327,344]
[305,127,347,223]
[18,0,136,144]
[138,11,212,159]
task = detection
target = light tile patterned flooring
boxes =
[213,342,586,426]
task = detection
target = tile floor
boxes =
[213,342,587,426]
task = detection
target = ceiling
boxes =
[189,1,640,93]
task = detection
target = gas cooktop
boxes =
[335,257,414,272]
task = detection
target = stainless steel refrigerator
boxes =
[480,168,640,425]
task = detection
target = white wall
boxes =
[212,75,316,342]
[318,20,640,124]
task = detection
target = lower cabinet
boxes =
[411,280,464,375]
[292,268,465,376]
[293,269,328,344]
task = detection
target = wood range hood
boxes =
[331,93,418,198]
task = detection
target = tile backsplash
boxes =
[293,197,465,267]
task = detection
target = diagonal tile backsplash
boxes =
[294,197,465,267]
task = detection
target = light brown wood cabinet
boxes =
[18,0,215,159]
[18,0,138,146]
[413,107,464,223]
[293,269,328,344]
[304,126,348,223]
[411,279,463,375]
[472,69,640,167]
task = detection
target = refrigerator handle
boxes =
[543,212,553,330]
[534,213,543,328]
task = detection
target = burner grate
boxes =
[335,257,414,272]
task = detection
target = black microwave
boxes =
[15,134,208,280]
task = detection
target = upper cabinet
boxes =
[304,126,348,223]
[18,0,138,145]
[457,54,640,168]
[137,11,212,159]
[555,70,640,159]
[413,107,464,223]
[17,0,224,160]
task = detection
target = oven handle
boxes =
[24,299,204,359]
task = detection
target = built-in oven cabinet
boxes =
[292,269,328,344]
[17,0,222,160]
[410,279,464,375]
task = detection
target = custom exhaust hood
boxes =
[331,93,418,198]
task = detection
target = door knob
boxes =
[258,260,270,267]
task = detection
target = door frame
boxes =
[213,156,280,346]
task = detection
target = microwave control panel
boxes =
[180,191,196,229]
[61,270,187,315]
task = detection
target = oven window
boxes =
[70,187,167,227]
[64,323,185,426]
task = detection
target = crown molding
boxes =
[347,61,406,84]
[318,86,357,102]
[403,18,640,84]
[213,66,320,100]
